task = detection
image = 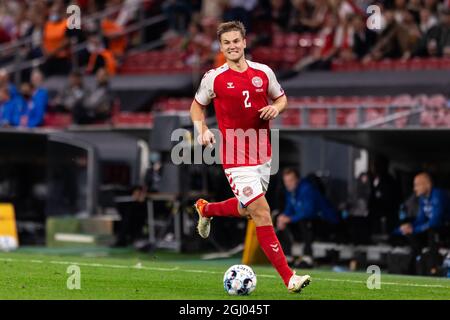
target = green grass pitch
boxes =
[0,249,449,300]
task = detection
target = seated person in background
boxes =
[114,185,148,248]
[0,85,27,127]
[72,68,113,125]
[16,69,49,128]
[8,75,48,128]
[0,69,20,100]
[396,172,450,275]
[368,155,400,238]
[275,168,340,268]
[52,71,86,113]
[0,86,16,126]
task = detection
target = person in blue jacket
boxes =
[13,70,48,128]
[397,172,450,275]
[0,69,19,100]
[276,168,340,268]
[0,85,23,127]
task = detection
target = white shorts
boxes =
[224,160,271,207]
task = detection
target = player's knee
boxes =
[238,205,249,217]
[249,206,271,224]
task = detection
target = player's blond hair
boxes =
[217,21,246,41]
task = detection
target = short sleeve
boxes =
[194,71,215,106]
[265,66,284,100]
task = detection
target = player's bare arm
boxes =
[259,94,288,120]
[190,99,215,147]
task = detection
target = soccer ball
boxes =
[223,264,257,296]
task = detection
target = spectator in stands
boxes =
[162,0,194,35]
[0,85,16,127]
[368,155,400,237]
[0,1,17,42]
[288,0,327,33]
[363,9,418,62]
[201,0,225,21]
[392,0,409,24]
[275,168,340,268]
[0,69,19,100]
[408,0,424,24]
[414,7,450,58]
[424,0,440,15]
[22,5,45,61]
[396,172,450,275]
[293,13,340,71]
[267,0,291,32]
[351,14,378,59]
[101,15,128,61]
[85,33,117,76]
[52,71,86,113]
[41,1,72,76]
[15,69,48,128]
[333,13,359,63]
[73,67,113,125]
[182,20,213,67]
[399,10,423,60]
[222,0,258,33]
[419,7,438,34]
[115,0,141,27]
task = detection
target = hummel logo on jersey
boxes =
[270,243,279,252]
[227,82,234,89]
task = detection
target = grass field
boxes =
[0,248,449,300]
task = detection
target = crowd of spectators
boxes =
[0,68,48,128]
[0,0,153,78]
[3,1,450,75]
[2,0,450,127]
[0,0,151,127]
[160,0,450,71]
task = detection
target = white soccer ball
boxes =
[223,264,257,296]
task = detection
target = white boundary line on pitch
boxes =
[1,257,450,289]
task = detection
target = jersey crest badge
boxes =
[251,76,263,88]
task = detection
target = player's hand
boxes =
[400,223,413,235]
[258,105,279,120]
[197,129,216,148]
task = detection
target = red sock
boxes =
[256,225,293,286]
[204,197,241,218]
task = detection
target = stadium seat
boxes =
[308,108,328,127]
[112,112,153,127]
[280,108,301,127]
[43,113,72,128]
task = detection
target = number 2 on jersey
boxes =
[242,90,251,108]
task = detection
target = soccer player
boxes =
[190,21,311,293]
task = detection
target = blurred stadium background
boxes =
[1,0,450,284]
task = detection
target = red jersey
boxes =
[194,60,285,169]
